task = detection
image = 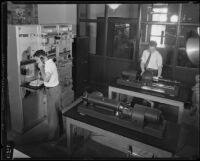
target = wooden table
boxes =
[108,81,190,124]
[63,105,181,158]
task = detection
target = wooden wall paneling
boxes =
[174,67,199,87]
[73,37,89,98]
[158,65,198,87]
[88,55,105,86]
[96,18,105,56]
[105,58,137,85]
[106,20,114,57]
[162,65,173,80]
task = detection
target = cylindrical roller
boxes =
[132,108,145,127]
[86,94,120,111]
[144,108,161,123]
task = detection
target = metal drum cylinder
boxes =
[87,94,120,110]
[144,108,161,123]
[132,105,146,127]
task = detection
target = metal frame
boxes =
[108,85,184,124]
[65,116,172,157]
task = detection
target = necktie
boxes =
[145,51,152,70]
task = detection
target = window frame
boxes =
[140,3,199,71]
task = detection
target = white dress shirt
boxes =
[44,59,59,87]
[141,49,163,70]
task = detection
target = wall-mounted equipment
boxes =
[20,59,36,83]
[7,24,74,133]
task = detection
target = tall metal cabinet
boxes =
[7,24,74,133]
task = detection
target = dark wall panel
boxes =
[174,67,199,87]
[105,57,137,85]
[89,55,138,86]
[73,37,89,98]
[88,55,198,88]
[88,55,105,85]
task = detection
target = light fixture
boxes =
[170,15,178,22]
[107,4,121,10]
[197,27,200,36]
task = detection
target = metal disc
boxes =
[186,38,199,66]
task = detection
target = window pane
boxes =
[141,4,179,23]
[150,24,166,47]
[88,4,105,19]
[153,8,168,13]
[108,4,138,18]
[151,25,166,36]
[142,24,177,46]
[167,4,179,21]
[152,14,167,22]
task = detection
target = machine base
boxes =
[78,104,166,139]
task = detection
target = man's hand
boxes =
[153,76,159,81]
[140,70,144,76]
[38,62,44,70]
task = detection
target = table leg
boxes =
[116,93,120,101]
[178,105,184,124]
[108,87,112,99]
[66,117,72,156]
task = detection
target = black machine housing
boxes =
[78,93,167,139]
[116,70,180,96]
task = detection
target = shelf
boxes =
[20,59,36,66]
[141,21,199,26]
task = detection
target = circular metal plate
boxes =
[186,38,199,66]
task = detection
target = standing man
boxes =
[140,41,163,79]
[33,50,62,142]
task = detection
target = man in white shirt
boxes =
[140,41,163,78]
[33,50,62,142]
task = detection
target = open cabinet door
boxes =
[72,37,89,98]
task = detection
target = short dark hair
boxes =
[149,41,157,47]
[33,50,47,57]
